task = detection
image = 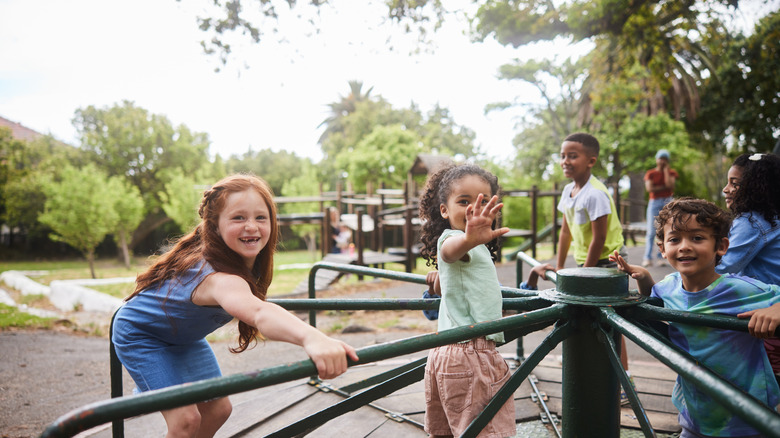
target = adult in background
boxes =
[642,149,678,267]
[717,152,780,385]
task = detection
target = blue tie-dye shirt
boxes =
[651,272,780,436]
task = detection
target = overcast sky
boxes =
[1,1,770,163]
[0,0,570,162]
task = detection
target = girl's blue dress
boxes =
[112,261,234,392]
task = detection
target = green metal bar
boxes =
[516,251,558,285]
[600,308,780,438]
[339,357,427,394]
[562,307,620,438]
[305,262,538,325]
[513,252,558,360]
[462,320,574,438]
[595,323,656,437]
[271,296,548,312]
[41,305,567,438]
[108,312,124,438]
[266,363,427,437]
[625,303,780,337]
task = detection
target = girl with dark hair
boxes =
[418,163,516,438]
[718,153,780,384]
[112,174,357,438]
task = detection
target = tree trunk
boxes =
[117,230,131,268]
[87,250,96,279]
[628,173,646,223]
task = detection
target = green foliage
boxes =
[695,10,780,154]
[335,125,420,188]
[280,160,324,253]
[111,178,145,240]
[0,304,54,330]
[38,164,121,277]
[0,129,82,239]
[318,83,477,189]
[73,100,215,249]
[225,149,307,196]
[158,169,205,232]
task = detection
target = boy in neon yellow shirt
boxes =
[556,132,625,270]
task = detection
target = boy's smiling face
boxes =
[560,140,596,184]
[659,214,729,291]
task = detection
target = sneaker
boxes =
[656,260,667,267]
[641,259,652,267]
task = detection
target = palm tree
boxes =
[318,80,374,144]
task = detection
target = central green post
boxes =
[553,268,630,437]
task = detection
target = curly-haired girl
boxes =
[112,174,357,437]
[718,152,780,384]
[417,163,515,438]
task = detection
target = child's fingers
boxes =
[737,309,756,319]
[492,227,510,239]
[343,342,359,363]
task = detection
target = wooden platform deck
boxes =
[97,352,681,437]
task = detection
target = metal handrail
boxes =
[45,260,780,438]
[41,303,566,437]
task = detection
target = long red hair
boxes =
[130,174,279,352]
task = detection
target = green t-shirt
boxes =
[436,229,504,343]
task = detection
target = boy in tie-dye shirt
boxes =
[610,197,780,437]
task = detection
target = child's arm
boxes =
[556,217,572,270]
[738,303,780,339]
[440,194,510,263]
[609,250,655,296]
[523,264,555,290]
[196,273,359,379]
[583,215,608,267]
[426,270,441,296]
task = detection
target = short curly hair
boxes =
[563,132,600,157]
[655,197,732,263]
[418,163,502,269]
[729,153,780,226]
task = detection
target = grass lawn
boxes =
[0,249,425,300]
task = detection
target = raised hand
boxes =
[464,193,510,246]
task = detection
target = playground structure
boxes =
[41,254,780,438]
[275,176,647,278]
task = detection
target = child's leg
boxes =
[196,398,232,437]
[620,335,629,371]
[162,405,202,438]
[161,397,232,438]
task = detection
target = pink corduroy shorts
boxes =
[424,337,516,438]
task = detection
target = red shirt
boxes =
[644,168,678,199]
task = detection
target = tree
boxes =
[73,101,214,251]
[225,148,307,196]
[489,55,588,179]
[38,164,120,278]
[110,178,145,268]
[280,159,324,255]
[318,80,374,144]
[335,124,420,189]
[694,10,780,154]
[1,131,83,250]
[158,169,207,233]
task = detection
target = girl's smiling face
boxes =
[440,174,493,231]
[722,165,743,210]
[218,189,272,269]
